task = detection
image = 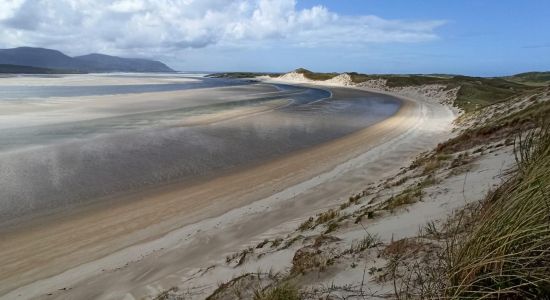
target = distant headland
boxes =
[0,47,174,73]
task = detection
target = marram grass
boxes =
[447,124,550,299]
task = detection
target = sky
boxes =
[0,0,548,76]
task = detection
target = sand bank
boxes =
[0,82,455,299]
[0,74,198,86]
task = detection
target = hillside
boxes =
[263,69,539,112]
[159,71,550,300]
[0,47,174,73]
[293,69,539,112]
[0,64,83,74]
[210,69,548,112]
[73,53,174,73]
[505,71,550,86]
[197,93,550,299]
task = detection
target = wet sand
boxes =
[0,82,398,223]
[0,74,200,86]
[0,83,432,299]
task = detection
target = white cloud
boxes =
[109,0,146,13]
[0,0,445,57]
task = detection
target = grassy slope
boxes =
[294,68,339,81]
[447,124,550,299]
[505,71,550,86]
[149,80,548,299]
[207,68,548,113]
[296,69,537,112]
[195,86,550,300]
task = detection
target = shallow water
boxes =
[0,76,400,222]
[0,77,244,99]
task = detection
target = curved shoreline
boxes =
[0,84,448,299]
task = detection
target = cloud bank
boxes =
[0,0,445,57]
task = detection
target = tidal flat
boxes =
[0,74,399,225]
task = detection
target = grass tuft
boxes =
[447,123,550,299]
[315,209,339,226]
[254,282,301,300]
[384,186,424,211]
[349,233,382,253]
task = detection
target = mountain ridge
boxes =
[0,47,174,73]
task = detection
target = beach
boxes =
[0,75,455,299]
[1,2,547,298]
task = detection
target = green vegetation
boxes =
[294,68,339,80]
[254,282,301,300]
[384,185,423,211]
[153,287,181,300]
[447,124,550,298]
[297,217,314,231]
[386,121,550,299]
[225,247,254,266]
[291,69,540,112]
[290,245,332,275]
[348,233,382,253]
[206,272,287,300]
[368,74,532,112]
[422,157,443,175]
[437,100,549,154]
[282,235,303,249]
[296,208,341,232]
[452,76,531,111]
[211,68,549,112]
[314,209,339,226]
[506,71,550,86]
[209,67,550,113]
[270,238,283,248]
[324,221,339,234]
[197,85,549,300]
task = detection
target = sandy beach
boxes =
[0,78,455,299]
[1,2,547,298]
[0,74,200,86]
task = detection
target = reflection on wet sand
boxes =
[0,76,409,298]
[0,78,399,224]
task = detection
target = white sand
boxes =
[0,75,461,300]
[0,83,282,130]
[0,74,197,86]
[135,78,545,300]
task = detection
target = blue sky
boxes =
[0,0,548,76]
[292,0,550,76]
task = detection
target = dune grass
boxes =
[254,282,301,300]
[292,69,537,112]
[212,68,542,112]
[294,68,339,81]
[446,123,550,299]
[437,101,549,154]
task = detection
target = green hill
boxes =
[505,71,550,85]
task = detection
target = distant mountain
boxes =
[0,64,83,74]
[0,47,78,70]
[73,53,174,72]
[0,47,174,73]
